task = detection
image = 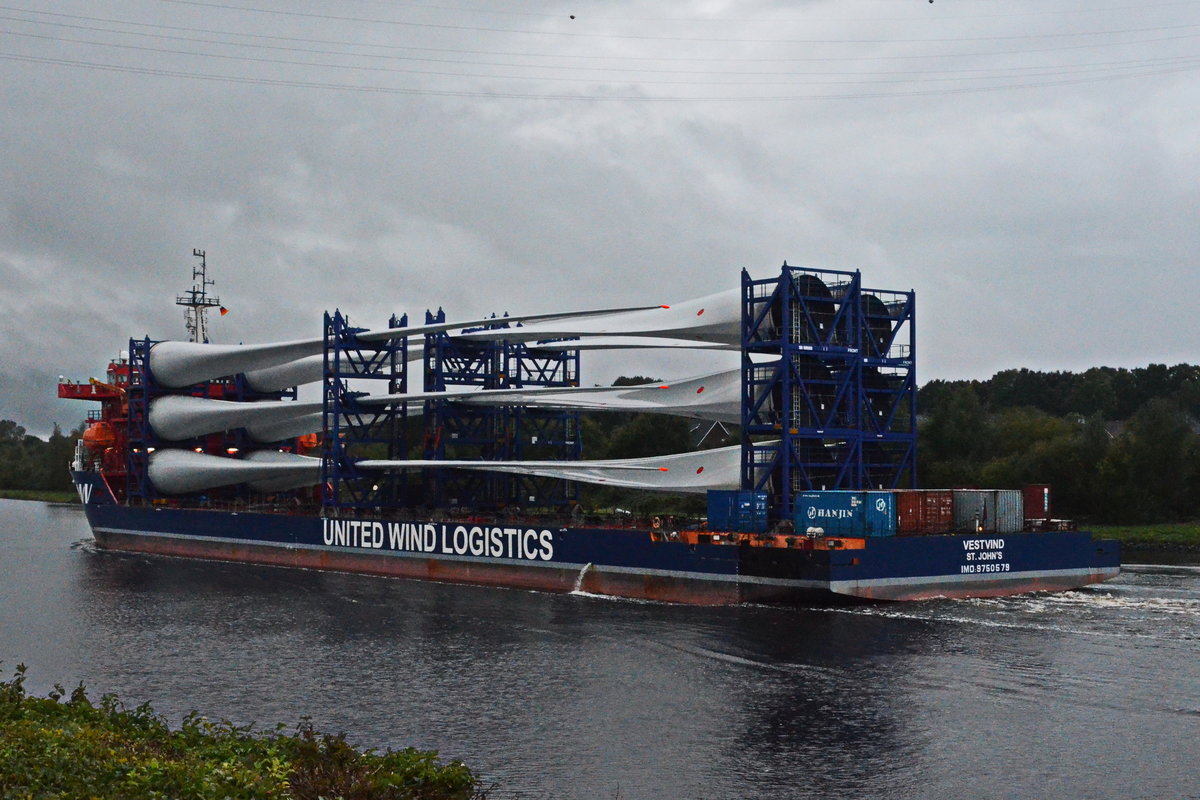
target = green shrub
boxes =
[0,664,487,800]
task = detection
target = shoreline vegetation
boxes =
[1088,523,1200,554]
[4,491,1199,554]
[0,664,487,800]
[0,489,78,503]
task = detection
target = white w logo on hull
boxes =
[76,481,92,505]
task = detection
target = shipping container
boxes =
[994,489,1024,534]
[1023,484,1052,521]
[952,489,1025,534]
[952,490,994,533]
[707,489,769,533]
[794,490,897,537]
[895,489,954,534]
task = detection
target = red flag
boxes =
[219,306,229,316]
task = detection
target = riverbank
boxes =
[0,664,487,800]
[0,489,77,503]
[1089,522,1200,560]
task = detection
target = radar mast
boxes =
[175,249,222,343]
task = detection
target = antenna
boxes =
[175,249,222,343]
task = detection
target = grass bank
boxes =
[1088,522,1200,553]
[0,489,78,503]
[0,664,487,800]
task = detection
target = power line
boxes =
[5,27,1197,85]
[156,0,1200,46]
[3,48,1196,101]
[3,1,1196,100]
[325,0,1200,24]
[5,16,1198,79]
[7,5,1200,65]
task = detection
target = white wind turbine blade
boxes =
[454,289,741,346]
[149,301,667,388]
[358,443,743,495]
[148,449,321,494]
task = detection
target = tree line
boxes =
[0,421,80,492]
[918,364,1200,524]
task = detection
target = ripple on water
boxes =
[5,499,1200,800]
[817,572,1200,643]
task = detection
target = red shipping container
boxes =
[1022,484,1052,521]
[896,490,954,534]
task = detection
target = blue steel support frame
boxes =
[741,263,916,524]
[421,310,508,511]
[859,285,917,490]
[125,337,154,504]
[421,314,582,513]
[505,342,582,509]
[321,310,409,514]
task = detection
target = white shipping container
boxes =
[952,490,991,533]
[952,490,1025,534]
[994,489,1024,534]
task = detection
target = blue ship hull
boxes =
[73,471,1121,604]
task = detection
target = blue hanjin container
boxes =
[794,491,897,537]
[707,490,769,533]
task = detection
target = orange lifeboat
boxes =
[82,421,117,451]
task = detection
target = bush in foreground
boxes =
[0,664,486,800]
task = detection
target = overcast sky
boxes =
[2,0,1198,436]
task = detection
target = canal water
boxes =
[1,499,1197,799]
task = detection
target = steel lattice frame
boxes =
[741,264,916,523]
[125,337,154,505]
[421,311,582,512]
[505,342,582,510]
[420,308,507,511]
[321,310,409,513]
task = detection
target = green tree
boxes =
[917,384,989,486]
[0,420,82,491]
[604,414,693,460]
[1097,399,1199,522]
[977,411,1110,519]
[0,420,32,490]
[1065,368,1117,418]
[40,424,81,490]
[0,420,26,443]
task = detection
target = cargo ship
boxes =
[61,257,1121,603]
